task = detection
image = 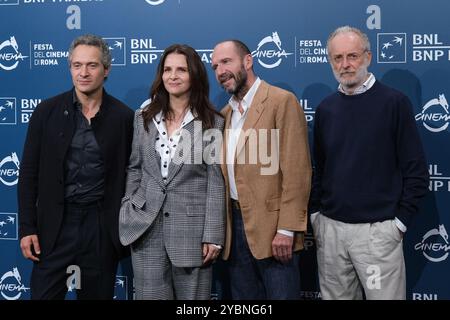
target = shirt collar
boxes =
[72,90,82,111]
[229,77,261,114]
[71,88,107,115]
[153,108,196,131]
[338,73,376,95]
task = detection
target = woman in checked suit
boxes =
[119,44,226,300]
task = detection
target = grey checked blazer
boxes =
[119,109,226,267]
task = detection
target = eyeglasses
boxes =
[331,50,368,64]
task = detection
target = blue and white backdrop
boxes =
[0,0,449,300]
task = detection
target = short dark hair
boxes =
[231,39,251,57]
[220,39,252,58]
[68,34,111,69]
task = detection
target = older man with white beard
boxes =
[309,26,429,300]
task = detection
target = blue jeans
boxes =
[229,205,301,300]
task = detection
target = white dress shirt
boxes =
[227,78,293,237]
[153,110,222,248]
[153,109,194,180]
[338,72,376,95]
[227,77,261,200]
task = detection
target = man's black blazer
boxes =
[18,89,134,257]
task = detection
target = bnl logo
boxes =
[0,98,16,125]
[0,213,17,240]
[114,276,128,300]
[66,272,128,300]
[0,0,19,5]
[103,38,126,66]
[377,33,406,63]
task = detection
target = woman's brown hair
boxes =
[142,44,221,131]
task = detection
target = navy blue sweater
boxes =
[310,81,429,227]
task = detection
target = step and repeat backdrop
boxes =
[0,0,449,300]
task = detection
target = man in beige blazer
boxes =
[211,40,311,299]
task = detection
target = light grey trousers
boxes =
[130,214,212,300]
[311,213,406,300]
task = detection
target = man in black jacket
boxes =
[18,34,134,300]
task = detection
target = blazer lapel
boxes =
[221,106,232,179]
[144,121,166,188]
[60,92,76,158]
[234,81,269,160]
[164,119,201,185]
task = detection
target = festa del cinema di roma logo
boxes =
[415,224,450,262]
[0,152,20,186]
[415,94,450,133]
[145,0,165,5]
[0,36,28,71]
[0,267,30,300]
[252,32,293,69]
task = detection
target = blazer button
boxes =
[162,189,166,194]
[164,212,169,217]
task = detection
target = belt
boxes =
[231,199,241,211]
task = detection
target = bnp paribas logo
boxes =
[113,276,128,300]
[0,213,17,240]
[0,0,19,5]
[377,33,406,63]
[103,38,126,66]
[0,98,16,125]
